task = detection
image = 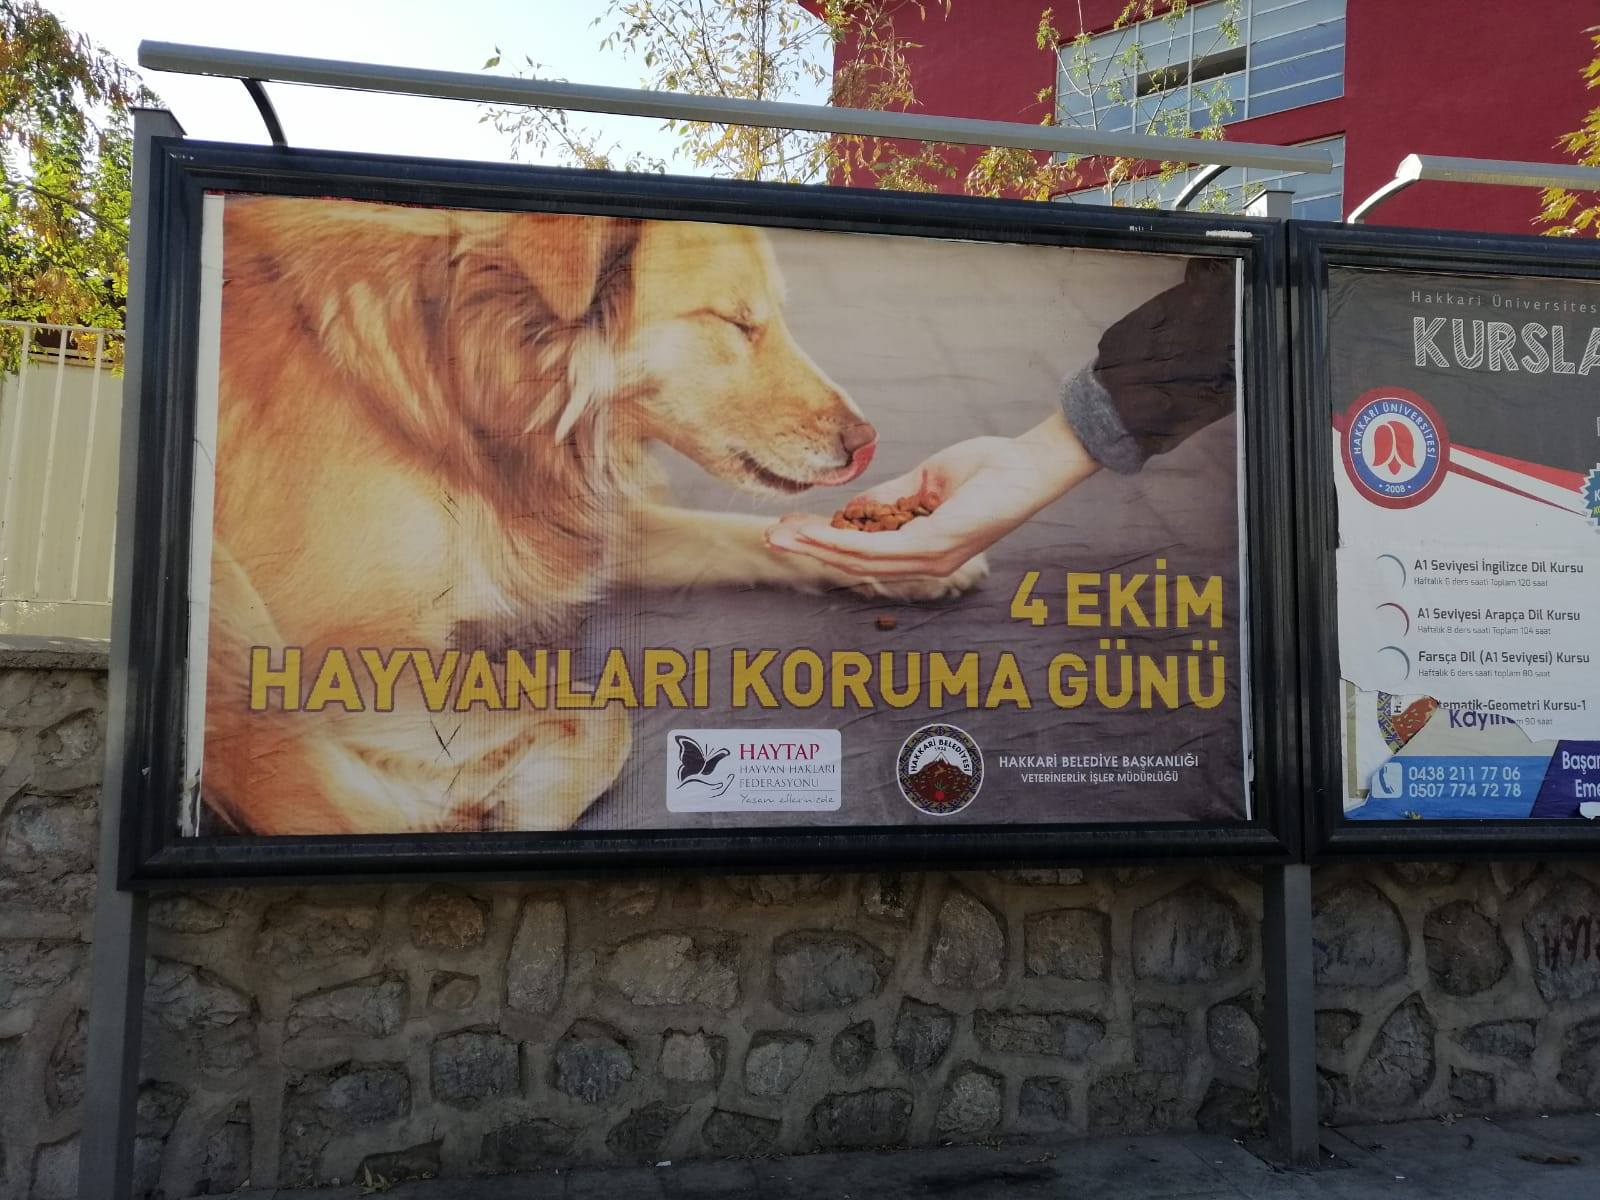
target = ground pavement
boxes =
[200,1112,1600,1198]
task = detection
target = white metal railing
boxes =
[0,320,124,640]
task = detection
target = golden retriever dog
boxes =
[201,196,984,836]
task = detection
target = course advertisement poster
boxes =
[1331,265,1600,821]
[180,191,1250,839]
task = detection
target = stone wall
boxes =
[4,659,1600,1198]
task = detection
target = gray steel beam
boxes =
[77,106,184,1200]
[1348,152,1600,223]
[137,40,1335,176]
[1263,863,1320,1167]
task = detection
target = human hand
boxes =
[765,412,1099,579]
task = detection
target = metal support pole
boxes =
[1263,863,1320,1167]
[1172,161,1229,211]
[78,106,184,1200]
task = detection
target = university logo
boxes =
[896,723,983,816]
[1585,465,1600,533]
[1341,387,1449,509]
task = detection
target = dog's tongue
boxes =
[816,440,877,487]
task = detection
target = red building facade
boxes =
[824,0,1596,234]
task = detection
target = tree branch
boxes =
[1,180,128,244]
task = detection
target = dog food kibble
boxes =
[830,495,934,533]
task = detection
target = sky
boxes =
[49,0,831,170]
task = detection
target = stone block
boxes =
[1458,1019,1536,1063]
[1086,1071,1184,1133]
[1352,996,1436,1113]
[1131,885,1247,984]
[1448,1068,1495,1108]
[148,894,227,934]
[44,1008,86,1113]
[29,1136,78,1200]
[992,869,1085,886]
[593,881,661,918]
[1023,908,1109,981]
[1315,1010,1360,1061]
[772,932,885,1013]
[860,873,922,924]
[725,875,837,906]
[281,1061,410,1186]
[659,1028,725,1088]
[133,1081,188,1195]
[0,938,83,1011]
[1524,875,1600,1001]
[935,1065,1003,1136]
[1312,883,1407,989]
[506,897,566,1014]
[1018,1077,1071,1127]
[702,1109,780,1157]
[356,1140,441,1186]
[810,1089,912,1149]
[605,931,740,1009]
[287,974,407,1040]
[744,1032,813,1097]
[1133,1004,1189,1074]
[1207,1001,1262,1072]
[144,960,257,1072]
[482,1119,573,1171]
[1389,863,1462,887]
[553,1021,634,1104]
[1558,1017,1600,1104]
[408,886,489,950]
[428,972,478,1012]
[889,998,954,1074]
[831,1020,875,1075]
[199,1102,252,1195]
[430,1028,519,1107]
[32,708,102,791]
[973,1009,1104,1061]
[1195,1081,1260,1135]
[926,886,1005,990]
[1424,901,1509,996]
[607,1102,685,1161]
[0,793,96,911]
[256,897,380,979]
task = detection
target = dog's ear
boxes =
[497,214,610,322]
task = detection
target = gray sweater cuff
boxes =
[1061,365,1147,475]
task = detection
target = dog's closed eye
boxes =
[702,307,762,342]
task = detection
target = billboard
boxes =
[119,142,1296,879]
[1297,224,1600,855]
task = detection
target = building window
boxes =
[1057,0,1346,134]
[1059,135,1346,218]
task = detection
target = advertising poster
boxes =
[180,192,1249,838]
[1331,266,1600,820]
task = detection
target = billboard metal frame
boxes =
[1292,220,1600,860]
[117,138,1303,884]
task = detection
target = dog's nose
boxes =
[839,421,878,458]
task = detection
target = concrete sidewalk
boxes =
[202,1113,1600,1199]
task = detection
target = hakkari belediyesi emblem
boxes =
[896,723,984,816]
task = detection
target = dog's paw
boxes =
[851,552,989,602]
